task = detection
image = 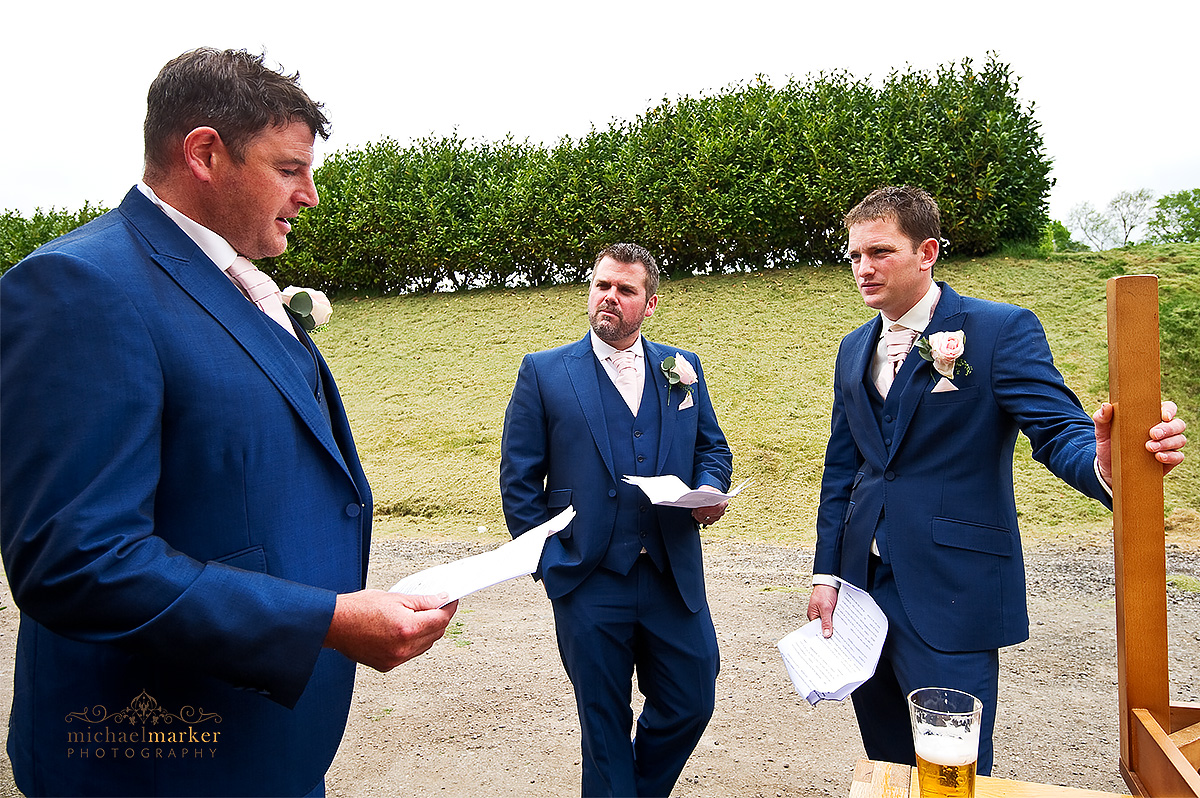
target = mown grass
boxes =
[317,245,1200,550]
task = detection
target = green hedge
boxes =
[273,55,1051,292]
[4,56,1051,291]
[1,202,109,274]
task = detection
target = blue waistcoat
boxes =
[595,358,667,574]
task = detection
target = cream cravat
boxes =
[876,324,920,398]
[227,257,298,340]
[609,350,642,414]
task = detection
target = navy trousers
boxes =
[552,557,720,797]
[852,558,1000,775]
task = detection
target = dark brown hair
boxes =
[143,48,330,179]
[844,185,941,251]
[594,243,660,296]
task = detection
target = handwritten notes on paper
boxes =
[777,579,887,705]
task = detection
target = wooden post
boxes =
[1106,275,1170,792]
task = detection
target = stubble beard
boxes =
[589,304,642,346]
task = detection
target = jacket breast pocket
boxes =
[923,385,980,405]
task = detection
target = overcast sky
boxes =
[4,0,1197,226]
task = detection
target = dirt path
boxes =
[1,537,1197,797]
[325,536,1199,797]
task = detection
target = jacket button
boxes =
[608,489,617,498]
[345,503,361,517]
[884,471,895,481]
[637,455,645,462]
[633,430,643,437]
[883,414,893,423]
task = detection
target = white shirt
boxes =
[869,281,941,390]
[590,330,645,408]
[136,182,248,297]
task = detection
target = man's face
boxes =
[587,256,658,349]
[846,217,937,320]
[205,120,319,259]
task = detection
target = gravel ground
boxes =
[1,537,1196,797]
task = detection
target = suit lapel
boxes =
[644,341,678,473]
[122,190,353,480]
[843,318,889,464]
[564,336,617,482]
[887,282,966,459]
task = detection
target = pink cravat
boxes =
[226,257,297,339]
[609,350,642,414]
[876,324,920,398]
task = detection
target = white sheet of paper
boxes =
[777,578,887,705]
[621,475,751,508]
[388,506,575,603]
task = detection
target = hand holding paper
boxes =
[777,578,887,705]
[389,506,575,604]
[622,475,751,508]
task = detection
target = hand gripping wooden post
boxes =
[1107,274,1200,797]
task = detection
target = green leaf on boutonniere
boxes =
[283,290,317,331]
[661,356,681,385]
[288,291,314,317]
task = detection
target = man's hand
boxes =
[691,484,729,526]
[1094,400,1188,485]
[807,585,839,639]
[324,589,458,672]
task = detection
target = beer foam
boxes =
[914,732,977,767]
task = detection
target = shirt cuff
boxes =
[1094,457,1114,499]
[811,574,841,589]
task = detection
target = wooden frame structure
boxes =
[1108,275,1200,796]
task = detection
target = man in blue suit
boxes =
[501,243,733,797]
[806,186,1187,776]
[0,48,456,797]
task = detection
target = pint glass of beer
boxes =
[907,687,983,798]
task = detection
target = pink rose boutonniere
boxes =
[660,352,698,410]
[281,286,333,332]
[916,330,971,380]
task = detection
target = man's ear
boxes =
[182,127,223,183]
[918,237,939,272]
[644,293,659,319]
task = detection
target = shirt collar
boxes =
[590,330,645,362]
[880,281,941,334]
[137,181,239,272]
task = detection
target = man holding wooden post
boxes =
[806,185,1187,777]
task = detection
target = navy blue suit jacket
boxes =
[0,188,371,796]
[813,283,1111,652]
[499,335,732,612]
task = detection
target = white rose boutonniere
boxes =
[916,330,971,380]
[281,286,333,332]
[660,352,698,410]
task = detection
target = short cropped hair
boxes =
[143,47,330,179]
[594,243,660,297]
[844,186,942,251]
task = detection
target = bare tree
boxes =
[1068,201,1118,250]
[1067,189,1157,250]
[1107,188,1156,246]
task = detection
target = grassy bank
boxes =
[316,244,1200,549]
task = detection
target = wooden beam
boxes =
[1132,709,1200,797]
[850,759,910,798]
[1106,276,1170,781]
[1172,702,1200,735]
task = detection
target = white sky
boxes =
[4,0,1197,226]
